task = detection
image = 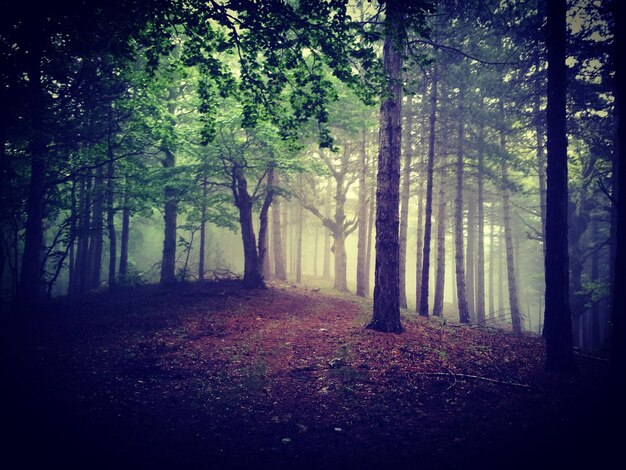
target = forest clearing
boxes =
[2,280,615,468]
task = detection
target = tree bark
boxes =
[272,186,286,281]
[476,116,486,326]
[544,0,576,372]
[368,3,403,333]
[88,165,105,290]
[466,185,476,321]
[119,184,130,284]
[323,182,331,280]
[296,174,303,284]
[455,88,470,324]
[199,177,207,281]
[365,182,375,297]
[500,119,522,334]
[433,115,447,317]
[357,128,369,297]
[257,167,274,285]
[106,154,116,289]
[419,63,438,318]
[160,148,178,285]
[399,95,413,308]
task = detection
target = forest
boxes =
[1,0,625,468]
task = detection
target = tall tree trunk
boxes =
[160,149,178,285]
[536,93,548,260]
[368,3,403,333]
[488,202,496,321]
[609,0,625,388]
[119,184,130,284]
[591,219,600,349]
[544,0,576,372]
[77,175,92,294]
[199,176,207,281]
[106,150,116,289]
[18,43,47,304]
[415,130,425,312]
[399,96,413,308]
[498,224,505,319]
[466,185,476,321]
[233,168,264,289]
[257,167,274,285]
[455,88,470,324]
[365,182,375,297]
[356,128,369,297]
[476,117,486,326]
[67,179,78,296]
[419,63,438,318]
[272,189,287,281]
[500,117,522,334]
[296,175,303,284]
[433,116,447,317]
[89,165,105,290]
[282,199,290,276]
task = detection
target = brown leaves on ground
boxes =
[2,280,614,469]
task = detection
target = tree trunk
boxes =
[609,0,625,388]
[476,117,486,326]
[399,95,413,308]
[89,165,105,290]
[433,116,447,317]
[455,88,470,324]
[544,0,576,372]
[488,202,497,322]
[368,4,403,333]
[500,119,523,334]
[119,185,130,284]
[77,175,92,294]
[466,185,476,321]
[419,63,438,318]
[365,182,375,297]
[535,92,548,260]
[591,219,600,349]
[18,44,47,304]
[199,177,207,281]
[257,167,274,285]
[415,131,425,312]
[356,128,369,297]
[296,175,303,284]
[272,190,287,281]
[160,148,178,285]
[106,151,117,289]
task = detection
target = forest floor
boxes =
[1,279,619,469]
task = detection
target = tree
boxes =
[543,0,576,373]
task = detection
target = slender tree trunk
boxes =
[18,44,47,304]
[498,224,505,319]
[419,63,438,318]
[544,0,576,372]
[272,190,286,281]
[500,118,522,334]
[466,185,476,321]
[488,202,496,322]
[536,93,548,260]
[365,182,375,297]
[160,148,178,285]
[282,199,290,276]
[591,219,601,349]
[415,132,425,312]
[610,0,625,389]
[296,175,303,284]
[68,179,78,296]
[199,177,207,281]
[106,150,116,289]
[313,226,319,277]
[433,117,447,317]
[119,184,130,284]
[357,129,369,297]
[476,118,486,326]
[368,4,403,333]
[257,167,274,285]
[89,165,105,290]
[455,88,470,324]
[399,95,413,308]
[77,175,92,294]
